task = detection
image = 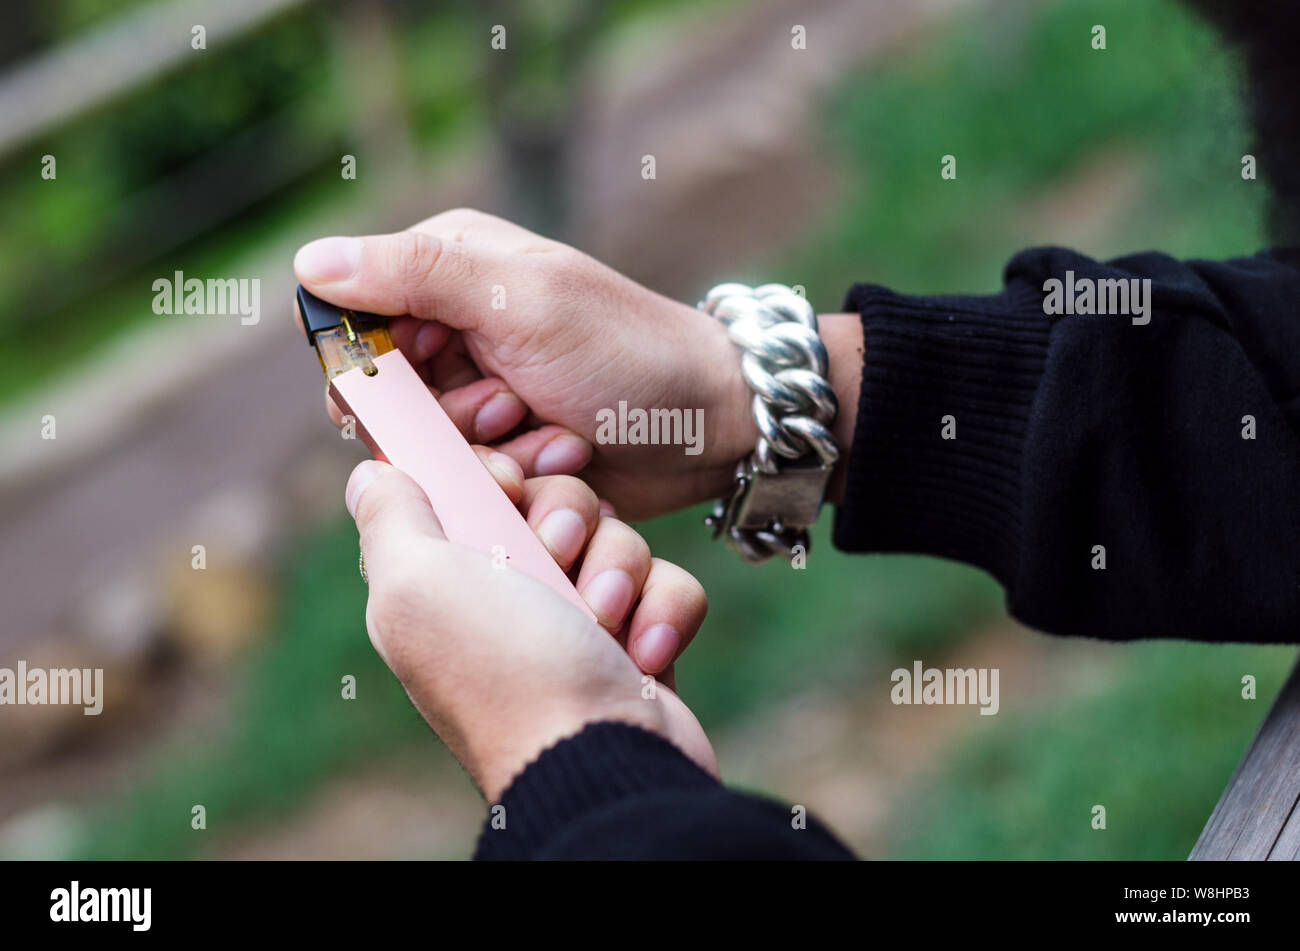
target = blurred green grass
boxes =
[790,0,1263,305]
[72,0,1289,859]
[890,641,1294,860]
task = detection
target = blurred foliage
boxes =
[644,508,1003,726]
[0,4,337,401]
[790,0,1264,309]
[891,641,1295,859]
[0,0,722,405]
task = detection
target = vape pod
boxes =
[298,285,596,620]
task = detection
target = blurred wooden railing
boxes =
[1190,655,1300,860]
[0,0,309,155]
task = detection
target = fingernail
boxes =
[581,569,635,629]
[536,509,588,567]
[634,623,681,673]
[295,236,362,283]
[475,392,524,442]
[345,460,384,517]
[535,435,592,476]
[484,451,522,492]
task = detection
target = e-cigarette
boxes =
[298,285,596,620]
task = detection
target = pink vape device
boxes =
[299,286,595,620]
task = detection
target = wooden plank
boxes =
[1190,653,1300,860]
[1268,795,1300,860]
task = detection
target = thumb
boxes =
[294,231,482,329]
[346,461,446,580]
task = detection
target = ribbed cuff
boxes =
[473,721,719,861]
[832,279,1051,585]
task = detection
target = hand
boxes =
[347,452,716,802]
[295,208,863,521]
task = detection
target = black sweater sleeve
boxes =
[833,246,1300,643]
[473,722,854,860]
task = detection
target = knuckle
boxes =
[369,577,418,631]
[387,231,443,287]
[439,206,487,226]
[529,473,599,524]
[551,474,598,510]
[352,495,383,537]
[366,569,429,670]
[363,599,391,661]
[368,554,427,621]
[685,573,708,614]
[614,522,652,564]
[351,471,397,534]
[435,208,499,251]
[655,558,708,613]
[536,247,590,302]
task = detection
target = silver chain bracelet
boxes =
[699,283,840,564]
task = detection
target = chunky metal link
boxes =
[699,282,840,563]
[700,283,839,472]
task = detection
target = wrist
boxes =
[473,696,669,803]
[818,312,863,505]
[699,308,862,505]
[699,310,759,488]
